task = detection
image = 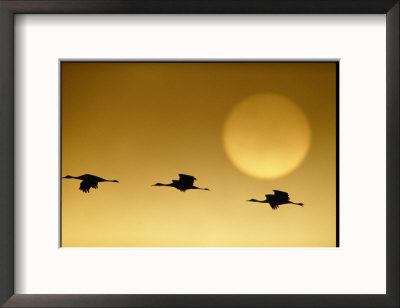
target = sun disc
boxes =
[222,93,311,179]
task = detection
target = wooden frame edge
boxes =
[0,1,398,307]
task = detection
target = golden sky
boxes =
[61,62,337,247]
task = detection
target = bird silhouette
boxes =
[63,174,119,193]
[247,190,303,210]
[152,174,210,192]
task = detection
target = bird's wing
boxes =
[273,190,289,200]
[93,176,105,182]
[270,203,279,210]
[265,194,273,201]
[79,180,98,193]
[178,174,196,186]
[265,194,279,209]
[81,174,105,182]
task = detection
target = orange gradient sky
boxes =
[61,62,337,247]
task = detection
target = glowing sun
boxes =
[222,93,311,179]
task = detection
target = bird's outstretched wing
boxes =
[178,174,196,186]
[265,194,280,210]
[79,180,98,193]
[265,194,273,202]
[273,190,289,200]
[80,174,105,182]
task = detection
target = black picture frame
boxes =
[0,1,398,307]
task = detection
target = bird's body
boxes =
[247,190,303,210]
[63,174,119,193]
[152,174,209,192]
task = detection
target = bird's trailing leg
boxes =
[194,186,210,191]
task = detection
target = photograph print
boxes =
[61,62,338,247]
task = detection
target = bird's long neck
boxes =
[153,183,173,187]
[247,199,265,203]
[64,176,80,180]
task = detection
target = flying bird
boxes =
[152,174,210,192]
[63,174,119,193]
[247,190,303,210]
